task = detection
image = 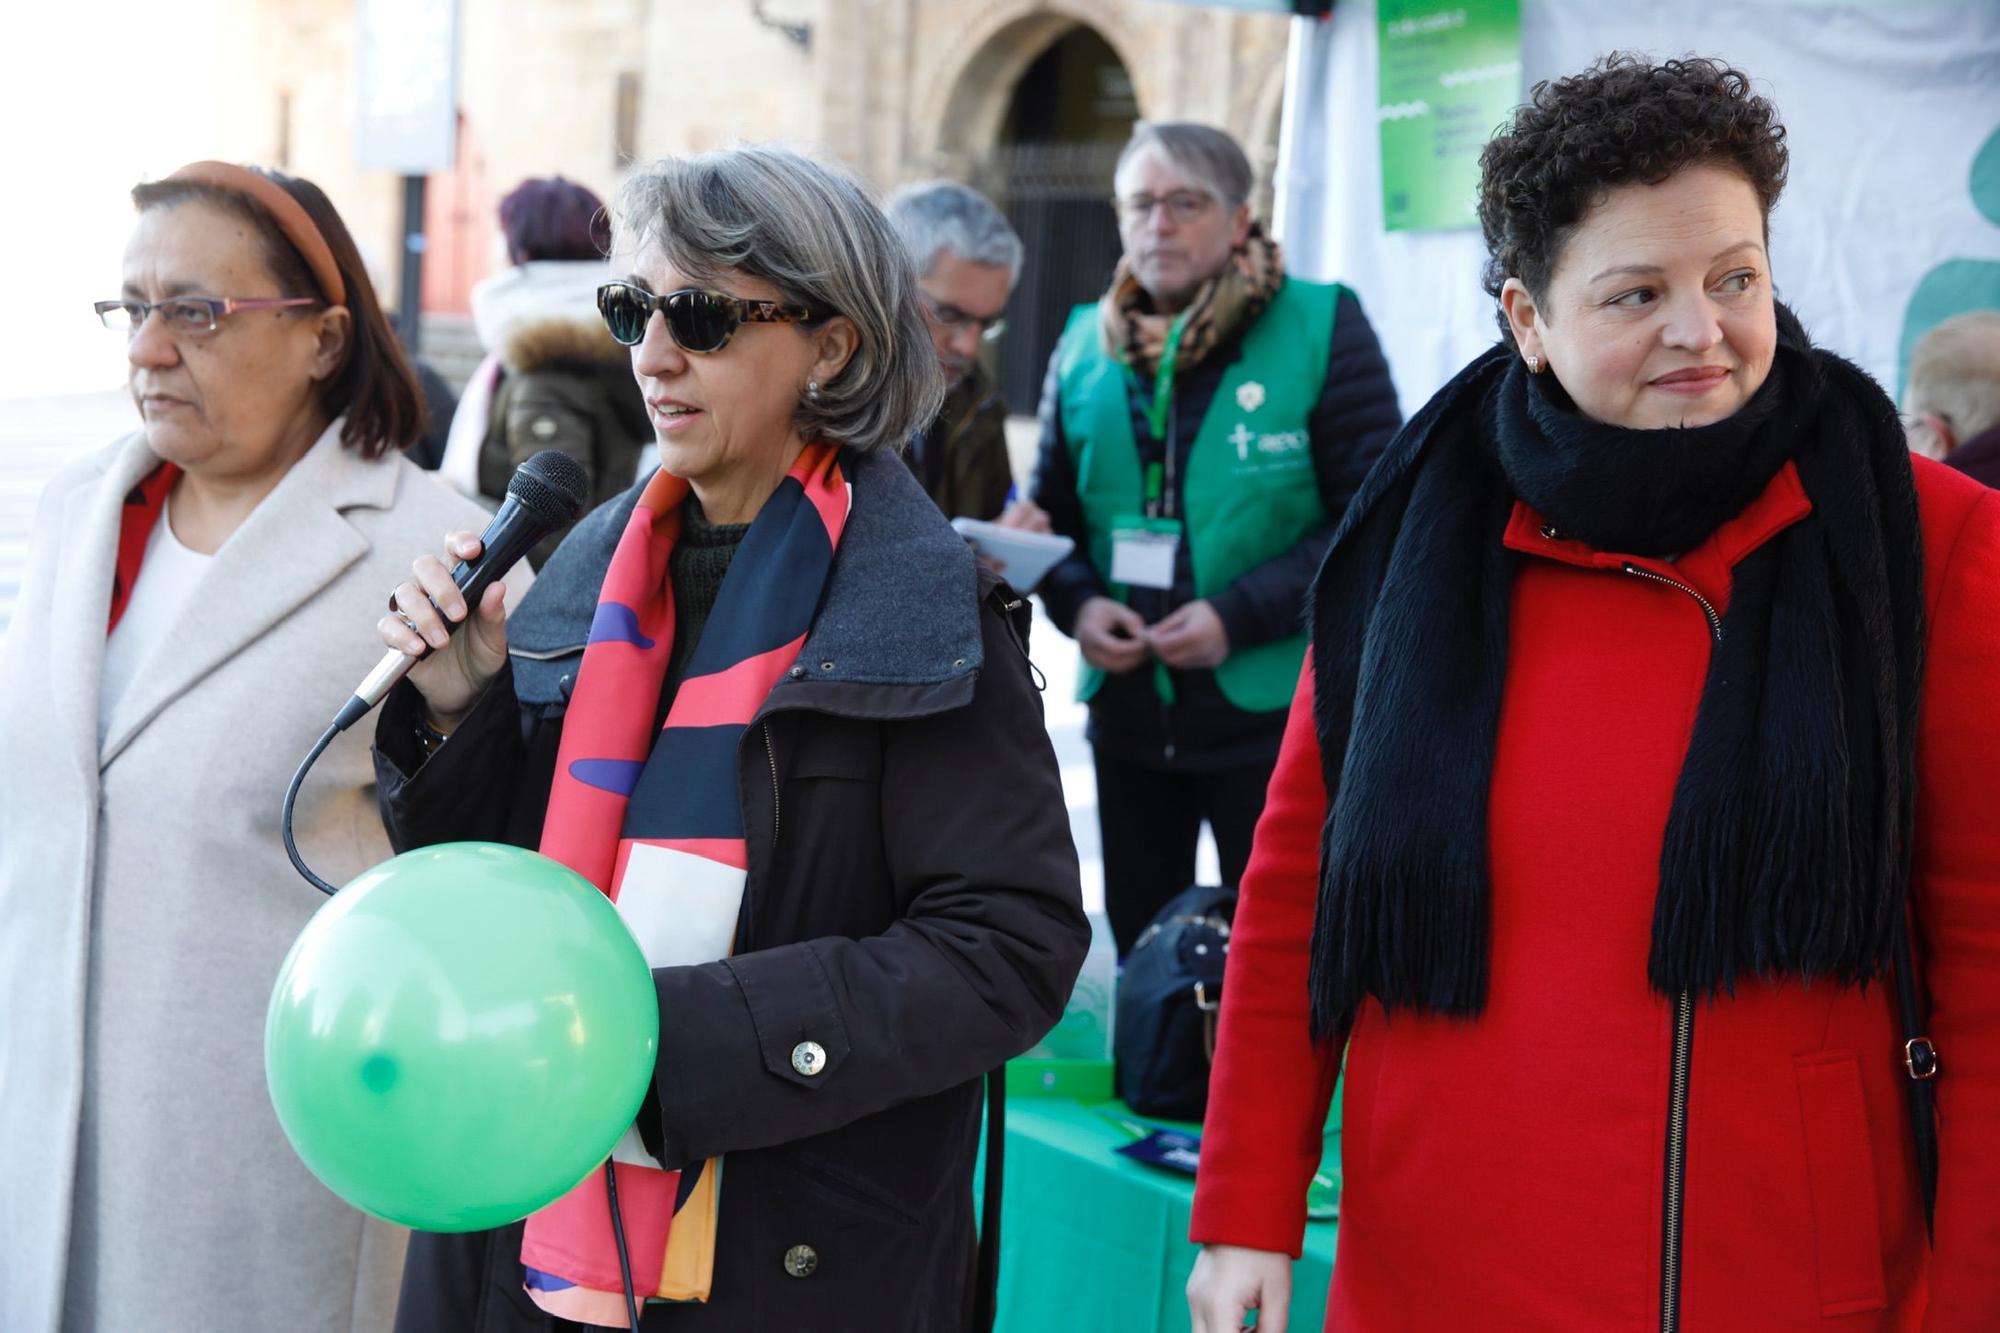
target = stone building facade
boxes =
[231,0,1295,395]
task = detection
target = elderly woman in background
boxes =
[0,163,523,1333]
[1188,57,2000,1331]
[1905,309,2000,486]
[375,145,1087,1331]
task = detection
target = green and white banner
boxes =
[1377,2,1522,231]
[1277,0,2000,410]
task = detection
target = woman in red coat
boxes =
[1188,55,2000,1333]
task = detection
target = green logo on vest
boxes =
[1228,421,1312,470]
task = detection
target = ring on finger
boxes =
[397,611,422,638]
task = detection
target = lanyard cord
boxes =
[1137,310,1189,520]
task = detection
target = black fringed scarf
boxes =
[1305,305,1925,1038]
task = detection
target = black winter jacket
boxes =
[908,361,1014,522]
[375,450,1088,1332]
[1029,285,1402,769]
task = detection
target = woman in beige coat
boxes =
[0,163,526,1333]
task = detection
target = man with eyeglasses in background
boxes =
[1013,120,1403,958]
[886,180,1021,520]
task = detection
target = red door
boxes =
[422,113,491,316]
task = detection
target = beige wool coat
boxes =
[0,421,529,1333]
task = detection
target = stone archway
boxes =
[912,0,1154,178]
[913,5,1146,410]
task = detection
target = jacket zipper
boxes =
[763,720,780,841]
[1620,563,1723,638]
[1620,562,1718,1333]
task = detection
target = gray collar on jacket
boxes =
[507,446,984,715]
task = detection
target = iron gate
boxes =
[973,142,1127,414]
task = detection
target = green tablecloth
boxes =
[990,1098,1338,1332]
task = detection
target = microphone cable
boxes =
[605,1161,643,1330]
[282,723,343,896]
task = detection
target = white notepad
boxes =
[950,518,1076,592]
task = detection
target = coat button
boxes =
[1539,523,1560,540]
[791,1040,827,1077]
[783,1244,818,1278]
[558,673,575,699]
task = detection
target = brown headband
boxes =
[163,160,347,306]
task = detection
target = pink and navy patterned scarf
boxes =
[520,441,850,1323]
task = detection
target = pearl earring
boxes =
[806,380,821,400]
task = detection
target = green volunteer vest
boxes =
[1058,276,1341,713]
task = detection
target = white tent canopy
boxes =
[1273,0,2000,416]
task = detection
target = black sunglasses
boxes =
[596,281,825,352]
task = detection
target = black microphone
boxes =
[329,449,590,733]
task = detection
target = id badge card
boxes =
[1109,514,1181,590]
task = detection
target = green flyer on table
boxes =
[1377,1,1523,232]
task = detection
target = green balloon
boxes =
[265,842,659,1232]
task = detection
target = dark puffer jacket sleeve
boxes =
[644,599,1090,1169]
[1206,289,1402,651]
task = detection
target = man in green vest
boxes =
[1012,121,1403,955]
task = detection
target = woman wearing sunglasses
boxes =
[0,163,524,1333]
[373,145,1088,1331]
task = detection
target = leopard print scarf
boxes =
[1098,222,1285,379]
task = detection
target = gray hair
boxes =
[885,180,1023,281]
[1115,121,1253,208]
[1908,309,2000,443]
[612,145,943,454]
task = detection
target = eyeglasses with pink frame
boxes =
[94,295,321,338]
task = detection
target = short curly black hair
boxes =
[1477,54,1789,338]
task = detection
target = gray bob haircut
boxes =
[1116,121,1254,209]
[613,145,944,454]
[885,180,1024,280]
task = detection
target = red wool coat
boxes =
[1191,457,2000,1331]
